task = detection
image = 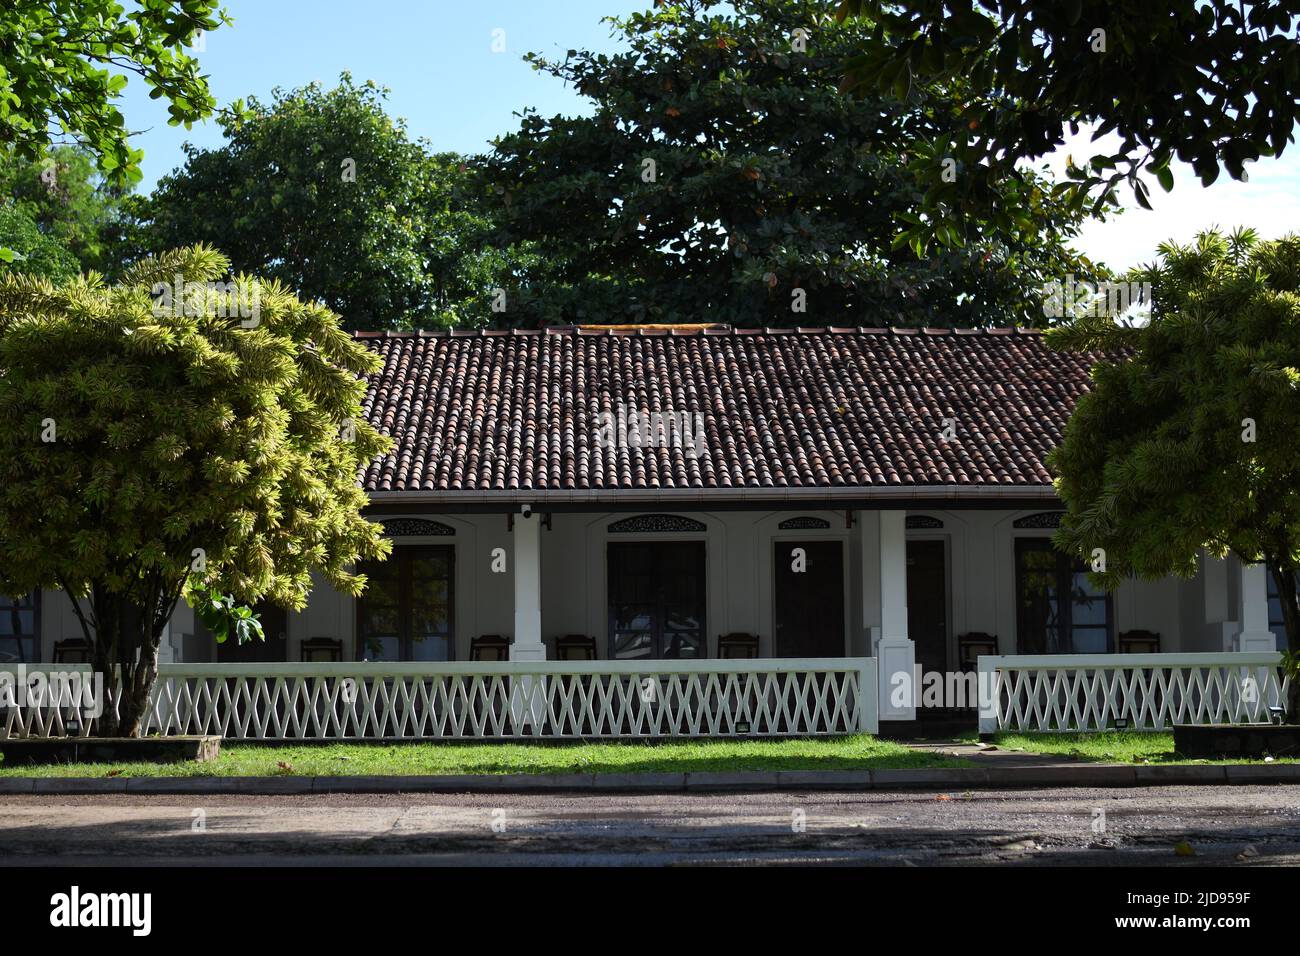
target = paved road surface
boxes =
[2,785,1299,866]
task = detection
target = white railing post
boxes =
[857,657,878,734]
[977,655,999,737]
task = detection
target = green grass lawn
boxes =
[0,735,972,778]
[984,731,1300,765]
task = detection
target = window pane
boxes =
[1070,627,1109,654]
[409,633,451,662]
[359,635,399,662]
[0,636,34,664]
[613,631,653,659]
[1017,544,1061,654]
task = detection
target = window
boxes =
[1267,571,1295,652]
[0,592,39,664]
[608,541,706,659]
[356,547,454,661]
[1015,539,1113,654]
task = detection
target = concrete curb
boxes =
[4,763,1299,795]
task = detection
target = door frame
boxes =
[771,537,848,658]
[605,539,708,659]
[904,533,952,672]
[355,544,457,661]
[767,528,851,658]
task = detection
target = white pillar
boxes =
[859,510,881,653]
[875,510,915,721]
[511,507,545,661]
[1237,561,1277,652]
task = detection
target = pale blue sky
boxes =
[116,0,1300,274]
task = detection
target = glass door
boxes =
[608,541,705,659]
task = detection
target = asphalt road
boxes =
[2,785,1299,866]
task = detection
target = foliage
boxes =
[1047,229,1300,710]
[0,0,236,185]
[186,585,265,646]
[127,75,508,330]
[0,245,392,734]
[0,146,133,274]
[0,203,80,280]
[478,0,1098,328]
[835,0,1300,251]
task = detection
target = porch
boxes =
[5,504,1289,740]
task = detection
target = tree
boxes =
[128,75,507,330]
[0,204,80,281]
[0,146,133,275]
[835,0,1300,250]
[1046,229,1300,712]
[0,0,233,185]
[479,0,1097,328]
[0,246,392,736]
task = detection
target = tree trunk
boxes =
[87,584,175,738]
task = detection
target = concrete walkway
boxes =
[904,738,1107,768]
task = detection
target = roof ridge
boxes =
[350,325,1045,339]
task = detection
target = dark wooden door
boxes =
[774,540,845,657]
[907,539,948,674]
[608,541,706,659]
[216,602,288,663]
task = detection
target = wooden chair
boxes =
[1119,630,1161,654]
[957,632,998,671]
[53,638,93,664]
[554,634,597,661]
[300,637,343,662]
[470,634,511,661]
[716,632,760,659]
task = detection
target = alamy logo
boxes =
[50,886,151,936]
[0,666,103,719]
[594,401,706,458]
[1040,275,1151,319]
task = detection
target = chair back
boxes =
[957,632,998,670]
[554,634,597,661]
[53,638,93,664]
[716,632,760,659]
[1118,630,1161,654]
[470,634,511,661]
[300,637,343,663]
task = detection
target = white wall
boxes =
[19,508,1237,663]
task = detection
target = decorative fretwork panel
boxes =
[778,516,831,530]
[978,653,1288,732]
[608,514,707,533]
[381,518,456,537]
[1012,512,1064,529]
[905,515,943,529]
[2,660,877,740]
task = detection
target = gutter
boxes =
[364,485,1062,512]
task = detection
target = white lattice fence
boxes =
[977,653,1289,733]
[2,659,877,740]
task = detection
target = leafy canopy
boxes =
[0,0,235,184]
[1047,229,1300,650]
[836,0,1300,250]
[0,146,133,274]
[480,0,1097,328]
[128,75,507,330]
[0,245,392,614]
[0,203,80,281]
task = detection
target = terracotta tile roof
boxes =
[355,326,1104,497]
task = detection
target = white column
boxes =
[511,507,545,661]
[1237,561,1277,652]
[859,510,881,654]
[876,510,915,720]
